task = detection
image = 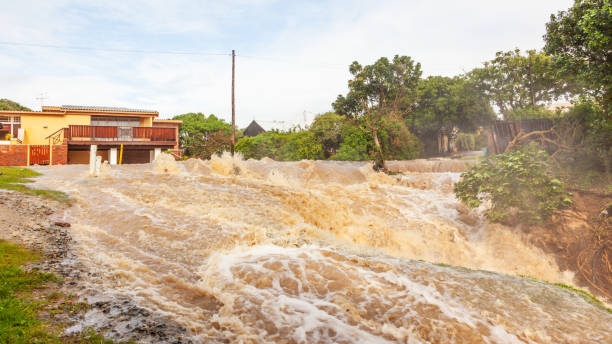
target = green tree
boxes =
[333,55,422,170]
[413,76,495,133]
[309,112,347,158]
[544,0,612,110]
[330,125,371,161]
[469,49,568,119]
[172,112,233,158]
[0,99,31,111]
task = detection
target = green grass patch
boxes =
[0,239,131,344]
[0,167,71,204]
[1,239,57,343]
[519,274,611,313]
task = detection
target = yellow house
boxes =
[0,105,181,165]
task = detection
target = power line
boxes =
[0,41,230,56]
[237,54,346,69]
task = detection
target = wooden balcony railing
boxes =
[67,125,176,142]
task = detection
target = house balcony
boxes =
[63,125,177,148]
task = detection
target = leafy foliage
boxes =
[309,112,347,158]
[454,146,572,224]
[412,75,495,133]
[544,0,612,109]
[469,49,570,119]
[330,124,371,161]
[172,113,234,159]
[278,131,324,161]
[235,130,324,161]
[333,55,422,169]
[0,99,31,111]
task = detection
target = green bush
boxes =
[456,133,476,151]
[330,125,371,161]
[278,131,324,160]
[380,120,423,160]
[454,146,573,224]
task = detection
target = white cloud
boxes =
[0,0,574,128]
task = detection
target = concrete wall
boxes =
[21,114,91,145]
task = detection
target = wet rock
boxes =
[54,221,71,227]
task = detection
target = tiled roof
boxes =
[60,105,158,113]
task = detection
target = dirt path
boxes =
[0,190,196,344]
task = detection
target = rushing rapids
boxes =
[32,154,611,343]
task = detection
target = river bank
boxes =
[0,189,196,343]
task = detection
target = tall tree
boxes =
[469,49,568,119]
[172,112,233,159]
[544,0,612,110]
[413,76,495,134]
[333,55,422,170]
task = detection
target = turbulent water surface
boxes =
[33,154,612,343]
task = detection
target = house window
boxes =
[91,116,140,127]
[0,116,21,138]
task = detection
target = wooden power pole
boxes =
[231,49,236,156]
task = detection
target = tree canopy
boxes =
[0,99,31,111]
[333,55,422,169]
[469,49,568,119]
[171,112,234,158]
[413,76,495,133]
[544,0,612,109]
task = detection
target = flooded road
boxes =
[32,154,612,343]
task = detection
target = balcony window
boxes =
[0,116,21,138]
[91,116,140,127]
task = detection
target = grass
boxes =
[0,239,132,344]
[518,274,612,314]
[427,260,611,314]
[0,167,71,204]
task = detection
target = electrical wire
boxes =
[0,41,230,56]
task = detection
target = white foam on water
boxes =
[29,158,612,343]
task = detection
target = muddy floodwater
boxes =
[32,154,612,343]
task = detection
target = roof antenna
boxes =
[35,92,47,109]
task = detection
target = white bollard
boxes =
[154,148,161,161]
[109,148,118,165]
[95,156,102,176]
[89,145,97,175]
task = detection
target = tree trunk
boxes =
[371,129,386,172]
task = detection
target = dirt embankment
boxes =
[521,190,612,301]
[0,190,195,344]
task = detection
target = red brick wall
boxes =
[0,145,28,166]
[52,145,67,165]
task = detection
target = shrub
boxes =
[456,133,476,151]
[330,125,371,161]
[454,146,573,224]
[278,131,324,160]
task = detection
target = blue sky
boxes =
[0,0,572,128]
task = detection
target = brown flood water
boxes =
[32,154,612,343]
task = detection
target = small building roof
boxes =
[58,105,158,113]
[243,120,266,137]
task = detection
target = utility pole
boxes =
[231,49,236,156]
